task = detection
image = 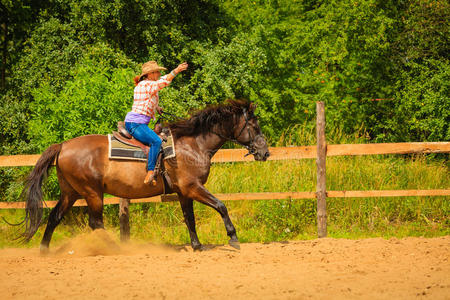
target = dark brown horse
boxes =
[20,100,269,253]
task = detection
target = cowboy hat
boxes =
[139,61,167,79]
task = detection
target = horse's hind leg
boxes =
[84,190,105,230]
[40,178,79,254]
[178,194,202,251]
[60,176,105,230]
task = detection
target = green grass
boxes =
[1,154,448,249]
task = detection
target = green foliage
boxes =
[1,17,84,154]
[389,59,449,142]
[394,0,449,61]
[0,0,57,89]
[217,0,449,141]
[184,31,268,112]
[217,0,398,136]
[58,0,231,68]
[28,43,136,150]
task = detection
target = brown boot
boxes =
[144,170,156,185]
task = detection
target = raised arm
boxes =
[153,62,189,91]
[167,62,188,81]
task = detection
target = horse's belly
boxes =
[103,160,165,199]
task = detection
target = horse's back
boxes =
[59,134,108,165]
[57,134,164,199]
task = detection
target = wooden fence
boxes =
[0,102,449,239]
[1,142,448,166]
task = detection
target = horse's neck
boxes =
[176,121,235,159]
[197,132,227,158]
[196,120,239,158]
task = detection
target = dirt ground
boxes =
[0,231,448,300]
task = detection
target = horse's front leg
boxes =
[183,184,239,249]
[177,194,202,251]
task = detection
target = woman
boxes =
[124,60,188,184]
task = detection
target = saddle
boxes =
[113,121,166,155]
[113,121,173,191]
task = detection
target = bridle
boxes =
[211,108,259,157]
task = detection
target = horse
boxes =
[19,99,270,253]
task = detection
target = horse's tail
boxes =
[20,143,62,242]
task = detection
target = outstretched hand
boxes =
[175,62,188,74]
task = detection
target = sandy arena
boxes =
[0,231,448,299]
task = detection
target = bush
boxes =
[389,59,449,142]
[28,44,137,150]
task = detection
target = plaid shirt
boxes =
[131,75,171,119]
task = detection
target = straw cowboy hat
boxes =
[139,61,167,78]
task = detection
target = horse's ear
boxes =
[249,102,257,112]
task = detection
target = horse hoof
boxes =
[40,245,49,255]
[193,244,203,252]
[228,239,240,250]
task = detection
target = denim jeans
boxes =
[125,122,162,171]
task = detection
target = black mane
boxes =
[168,99,251,138]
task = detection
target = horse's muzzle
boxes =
[254,149,270,161]
[252,135,270,161]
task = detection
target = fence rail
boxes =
[1,189,448,209]
[0,142,449,167]
[0,143,449,210]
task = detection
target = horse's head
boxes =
[168,100,270,161]
[233,103,270,161]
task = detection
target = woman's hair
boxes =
[133,74,146,86]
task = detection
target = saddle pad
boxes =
[109,134,147,161]
[161,128,176,159]
[108,129,176,161]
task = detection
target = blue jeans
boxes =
[125,122,162,171]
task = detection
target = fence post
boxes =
[119,198,130,241]
[316,101,327,238]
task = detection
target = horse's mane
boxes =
[168,99,252,138]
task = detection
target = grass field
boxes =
[0,153,448,249]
